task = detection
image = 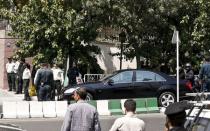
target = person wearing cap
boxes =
[109,99,145,131]
[61,87,101,131]
[164,102,187,131]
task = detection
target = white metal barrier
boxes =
[2,102,17,119]
[83,74,110,82]
[16,101,30,118]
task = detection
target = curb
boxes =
[1,98,160,119]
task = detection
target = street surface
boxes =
[0,113,165,131]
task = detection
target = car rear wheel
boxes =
[158,92,175,107]
[86,93,93,101]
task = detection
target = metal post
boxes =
[172,29,180,102]
[120,41,123,70]
[176,31,179,102]
[119,31,126,70]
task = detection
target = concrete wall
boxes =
[0,30,5,89]
[95,43,137,74]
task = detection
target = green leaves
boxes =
[1,0,103,67]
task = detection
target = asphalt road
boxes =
[0,113,165,131]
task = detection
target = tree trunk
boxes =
[135,47,141,69]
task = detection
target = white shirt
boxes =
[14,61,20,73]
[22,68,31,80]
[6,62,15,73]
[109,112,145,131]
[52,67,64,84]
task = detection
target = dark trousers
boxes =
[39,85,51,101]
[203,80,210,92]
[36,86,40,101]
[15,73,18,91]
[23,79,30,100]
[53,80,62,100]
[17,78,23,94]
[7,73,15,91]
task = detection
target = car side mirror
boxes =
[108,79,114,85]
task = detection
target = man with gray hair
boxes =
[61,87,101,131]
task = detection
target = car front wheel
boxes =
[86,93,93,101]
[158,92,175,107]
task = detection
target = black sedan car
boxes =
[64,69,193,107]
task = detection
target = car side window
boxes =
[136,71,165,82]
[111,71,133,83]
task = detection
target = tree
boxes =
[0,0,105,73]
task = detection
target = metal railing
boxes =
[83,74,109,82]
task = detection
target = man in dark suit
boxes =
[67,62,79,86]
[16,58,25,94]
[34,63,54,101]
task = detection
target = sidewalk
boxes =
[0,89,37,105]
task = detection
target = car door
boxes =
[134,71,165,98]
[105,70,134,99]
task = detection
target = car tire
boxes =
[86,93,93,101]
[158,92,175,107]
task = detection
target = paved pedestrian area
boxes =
[0,89,22,104]
[0,89,37,109]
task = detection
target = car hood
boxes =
[64,81,104,96]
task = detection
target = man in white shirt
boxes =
[51,64,64,100]
[6,57,15,91]
[109,99,145,131]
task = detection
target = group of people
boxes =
[61,87,189,131]
[33,63,64,101]
[6,57,31,101]
[6,57,67,101]
[61,87,145,131]
[178,55,210,93]
[33,62,80,101]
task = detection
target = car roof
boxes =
[113,69,174,80]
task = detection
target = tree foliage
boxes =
[1,0,105,72]
[1,0,210,74]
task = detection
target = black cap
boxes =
[165,101,191,116]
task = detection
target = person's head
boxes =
[7,57,12,62]
[124,99,136,113]
[72,62,76,67]
[53,64,58,68]
[164,102,187,129]
[20,58,25,63]
[73,87,87,101]
[185,63,191,70]
[205,56,210,62]
[40,62,48,68]
[25,63,31,70]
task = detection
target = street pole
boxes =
[172,29,180,102]
[120,41,123,70]
[176,31,179,102]
[119,31,126,70]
